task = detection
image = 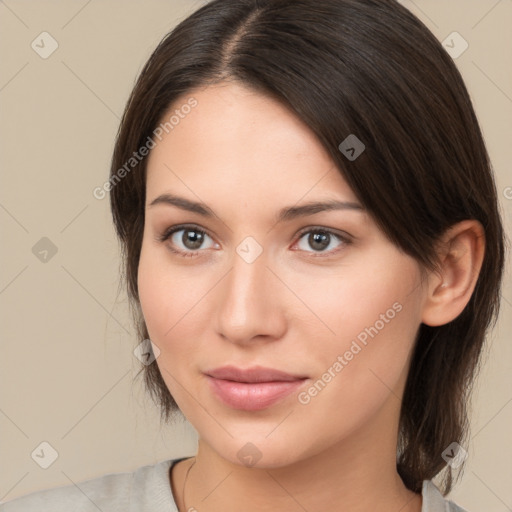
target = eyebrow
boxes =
[148,193,365,223]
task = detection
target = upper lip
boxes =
[205,365,307,383]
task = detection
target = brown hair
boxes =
[109,0,505,495]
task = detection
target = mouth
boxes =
[204,365,309,411]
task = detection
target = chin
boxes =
[204,434,313,470]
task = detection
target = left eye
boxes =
[294,229,348,254]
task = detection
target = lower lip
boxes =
[206,376,307,411]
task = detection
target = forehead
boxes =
[145,81,359,209]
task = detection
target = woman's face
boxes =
[138,81,428,467]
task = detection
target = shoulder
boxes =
[0,459,177,512]
[422,480,471,512]
[0,471,133,512]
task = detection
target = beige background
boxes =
[0,0,511,509]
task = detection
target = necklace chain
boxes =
[181,456,197,512]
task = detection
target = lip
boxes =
[206,365,307,383]
[205,365,308,411]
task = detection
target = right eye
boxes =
[158,224,218,258]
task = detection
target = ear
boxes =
[421,220,485,327]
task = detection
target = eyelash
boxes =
[157,223,352,259]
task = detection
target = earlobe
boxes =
[421,220,485,327]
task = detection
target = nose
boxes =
[214,242,288,346]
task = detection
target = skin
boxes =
[137,80,485,512]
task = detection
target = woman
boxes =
[1,0,505,511]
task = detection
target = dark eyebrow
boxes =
[277,199,364,222]
[148,193,365,222]
[148,193,215,217]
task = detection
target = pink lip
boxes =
[205,365,308,411]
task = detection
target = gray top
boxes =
[0,458,470,511]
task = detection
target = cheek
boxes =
[137,242,202,337]
[137,255,171,339]
[293,256,422,423]
[137,245,216,376]
[305,264,421,424]
[137,252,200,407]
[284,253,420,346]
